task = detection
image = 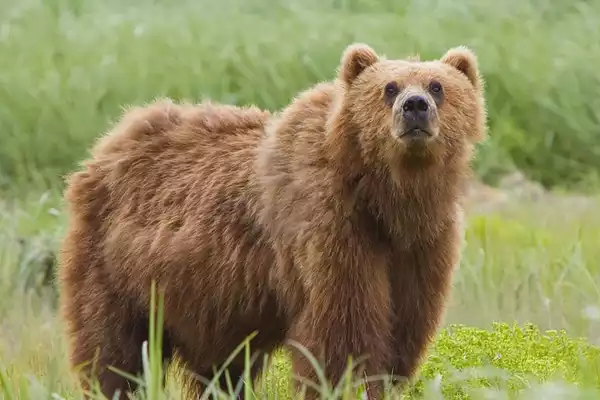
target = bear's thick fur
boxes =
[58,43,486,399]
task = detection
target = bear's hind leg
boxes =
[68,303,150,399]
[64,275,173,400]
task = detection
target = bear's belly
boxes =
[162,283,289,370]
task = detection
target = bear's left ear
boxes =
[338,43,379,85]
[441,46,481,88]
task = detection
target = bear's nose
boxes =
[402,95,429,121]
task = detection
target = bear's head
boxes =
[329,43,487,171]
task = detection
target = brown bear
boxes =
[58,42,486,400]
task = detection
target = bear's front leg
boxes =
[286,233,394,400]
[389,222,461,387]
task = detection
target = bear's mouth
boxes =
[399,128,434,140]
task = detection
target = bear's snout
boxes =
[402,95,429,119]
[394,93,438,141]
[401,94,431,128]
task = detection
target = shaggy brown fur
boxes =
[58,42,486,400]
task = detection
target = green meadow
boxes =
[1,0,599,398]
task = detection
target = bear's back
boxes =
[62,100,278,318]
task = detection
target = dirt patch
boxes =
[465,171,597,214]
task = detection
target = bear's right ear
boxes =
[441,46,481,88]
[338,43,379,85]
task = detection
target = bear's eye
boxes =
[429,81,443,94]
[384,81,399,98]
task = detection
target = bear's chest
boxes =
[359,195,454,252]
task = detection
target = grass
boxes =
[1,0,600,398]
[1,190,599,399]
[1,0,600,189]
[1,271,599,399]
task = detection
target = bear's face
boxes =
[336,43,486,168]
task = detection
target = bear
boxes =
[57,42,486,400]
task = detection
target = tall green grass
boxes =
[1,0,600,190]
[1,276,599,399]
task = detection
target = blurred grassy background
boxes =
[1,0,600,398]
[1,0,600,191]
